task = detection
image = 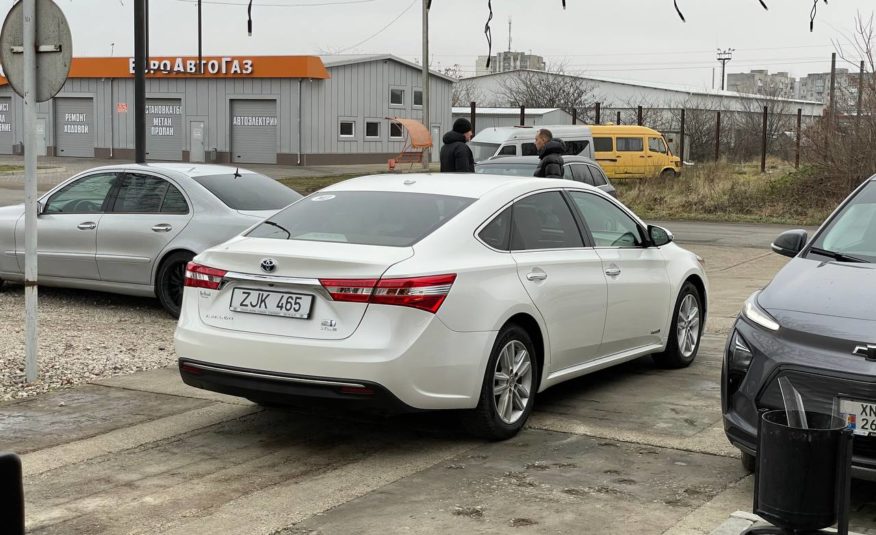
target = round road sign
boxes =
[0,0,72,103]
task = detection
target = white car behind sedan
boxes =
[175,173,707,439]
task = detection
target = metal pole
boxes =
[715,111,721,162]
[616,111,621,125]
[198,0,203,73]
[857,60,864,128]
[829,52,837,133]
[134,0,146,163]
[679,108,686,168]
[23,0,38,383]
[795,108,802,169]
[637,105,643,126]
[421,0,430,169]
[519,105,525,126]
[595,102,601,124]
[572,107,577,125]
[761,105,768,173]
[469,101,476,134]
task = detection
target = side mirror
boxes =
[37,201,45,215]
[771,229,808,258]
[648,225,673,247]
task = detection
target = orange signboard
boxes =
[0,56,329,86]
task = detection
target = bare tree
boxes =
[496,64,596,121]
[451,79,484,107]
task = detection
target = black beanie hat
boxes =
[453,118,473,134]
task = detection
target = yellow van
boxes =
[590,125,681,179]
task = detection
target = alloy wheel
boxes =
[676,294,700,358]
[493,340,534,424]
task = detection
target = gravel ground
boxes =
[0,283,177,401]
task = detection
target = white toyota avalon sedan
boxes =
[175,173,707,439]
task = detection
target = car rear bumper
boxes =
[174,298,496,410]
[722,318,876,481]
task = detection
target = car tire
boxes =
[156,251,195,318]
[660,169,678,179]
[462,324,538,441]
[741,451,756,473]
[652,281,703,369]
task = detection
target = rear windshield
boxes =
[469,142,500,162]
[193,173,302,211]
[475,163,537,177]
[247,191,475,247]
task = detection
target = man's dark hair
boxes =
[537,128,553,141]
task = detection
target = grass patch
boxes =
[0,165,24,173]
[614,160,839,226]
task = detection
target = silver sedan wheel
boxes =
[493,340,533,425]
[676,294,700,358]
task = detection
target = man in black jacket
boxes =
[440,118,475,173]
[533,129,565,178]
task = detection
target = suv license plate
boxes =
[229,288,313,319]
[839,399,876,436]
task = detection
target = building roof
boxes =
[319,54,457,82]
[461,70,822,106]
[451,107,570,116]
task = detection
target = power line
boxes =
[337,0,417,53]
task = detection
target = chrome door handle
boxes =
[526,271,548,281]
[151,224,173,232]
[605,266,622,277]
[77,222,96,230]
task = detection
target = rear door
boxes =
[16,172,118,279]
[592,136,620,179]
[96,173,193,284]
[509,191,607,371]
[616,136,646,177]
[567,190,670,355]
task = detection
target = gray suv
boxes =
[722,175,876,479]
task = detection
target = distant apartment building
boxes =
[475,51,546,76]
[727,70,795,98]
[797,69,861,107]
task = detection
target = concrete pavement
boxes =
[4,242,876,534]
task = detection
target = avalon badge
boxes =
[260,258,277,273]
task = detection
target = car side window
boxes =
[478,207,512,251]
[587,165,608,186]
[562,165,574,180]
[45,173,118,214]
[570,165,594,186]
[563,140,590,155]
[497,145,516,156]
[521,143,538,156]
[510,192,584,251]
[161,184,190,214]
[617,137,644,152]
[568,191,644,248]
[112,174,185,214]
[648,137,667,154]
[593,137,613,152]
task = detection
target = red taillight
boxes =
[320,274,456,314]
[319,278,378,303]
[184,262,227,290]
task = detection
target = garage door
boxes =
[230,99,277,164]
[55,98,94,158]
[146,99,183,161]
[0,97,12,155]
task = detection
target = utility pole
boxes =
[22,0,37,383]
[507,17,511,52]
[716,48,734,91]
[134,0,147,163]
[421,0,430,169]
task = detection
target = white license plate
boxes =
[839,399,876,436]
[229,287,313,319]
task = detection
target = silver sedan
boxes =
[0,163,301,316]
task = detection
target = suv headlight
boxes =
[742,291,780,331]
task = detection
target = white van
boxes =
[468,125,594,162]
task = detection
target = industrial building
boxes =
[0,54,455,165]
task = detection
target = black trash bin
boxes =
[752,410,852,534]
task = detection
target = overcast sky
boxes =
[4,0,875,89]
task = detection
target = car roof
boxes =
[471,125,592,144]
[589,125,663,135]
[477,155,599,166]
[321,172,597,198]
[81,163,261,178]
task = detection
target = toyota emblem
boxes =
[260,258,277,273]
